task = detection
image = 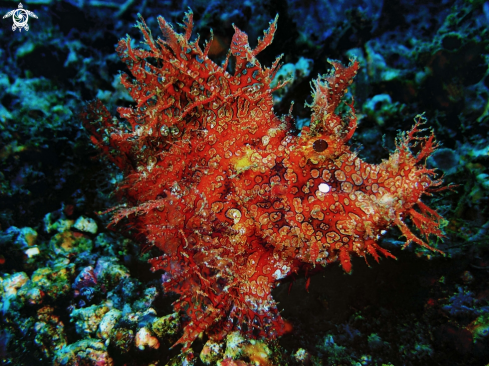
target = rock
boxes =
[53,339,113,366]
[50,231,93,257]
[34,306,67,358]
[71,304,110,336]
[74,216,98,234]
[97,309,122,340]
[135,326,160,350]
[201,339,225,364]
[2,272,29,297]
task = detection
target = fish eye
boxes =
[313,139,328,152]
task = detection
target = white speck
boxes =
[381,230,387,235]
[318,183,331,193]
[273,269,284,280]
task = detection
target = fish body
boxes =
[81,11,446,349]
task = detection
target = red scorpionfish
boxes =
[81,11,448,350]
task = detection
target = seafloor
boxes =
[0,0,488,365]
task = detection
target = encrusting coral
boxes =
[81,10,450,351]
